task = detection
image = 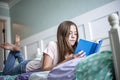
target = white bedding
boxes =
[29,71,50,80]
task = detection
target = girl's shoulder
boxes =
[48,41,57,45]
[47,41,57,47]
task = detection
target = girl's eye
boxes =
[74,33,77,35]
[69,31,72,34]
[73,32,77,35]
[69,31,77,35]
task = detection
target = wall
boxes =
[0,2,9,17]
[0,7,9,17]
[0,2,11,71]
[10,0,113,40]
[0,2,11,43]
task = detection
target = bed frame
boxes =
[108,13,120,80]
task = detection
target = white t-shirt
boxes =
[26,41,58,72]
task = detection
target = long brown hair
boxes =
[57,21,79,63]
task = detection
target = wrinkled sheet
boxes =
[16,69,40,80]
[0,75,18,80]
[0,69,40,80]
[16,71,33,80]
[48,57,84,80]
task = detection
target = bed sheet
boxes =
[48,57,83,80]
[0,69,40,80]
[0,51,114,80]
[0,75,18,80]
[47,50,114,80]
[29,71,50,80]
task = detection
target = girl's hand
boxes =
[65,50,86,61]
[75,50,86,58]
[65,54,75,61]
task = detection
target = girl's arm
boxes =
[41,52,74,71]
[41,53,54,71]
[41,51,85,71]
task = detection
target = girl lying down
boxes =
[0,21,85,75]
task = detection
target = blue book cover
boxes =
[94,39,103,53]
[74,39,103,56]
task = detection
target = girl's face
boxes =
[68,25,77,46]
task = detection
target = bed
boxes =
[29,13,120,80]
[0,13,120,80]
[29,12,120,80]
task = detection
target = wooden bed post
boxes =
[108,13,120,80]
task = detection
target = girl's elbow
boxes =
[41,66,52,71]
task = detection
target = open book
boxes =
[74,39,103,56]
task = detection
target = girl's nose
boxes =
[71,34,75,38]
